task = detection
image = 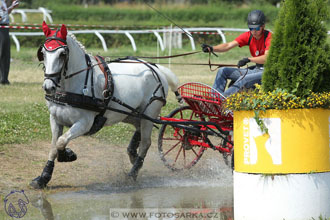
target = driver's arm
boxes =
[248,50,269,64]
[212,40,239,53]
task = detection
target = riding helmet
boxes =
[247,10,266,28]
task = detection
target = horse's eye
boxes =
[60,52,67,58]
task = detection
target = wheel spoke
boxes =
[163,141,181,157]
[172,145,183,166]
[189,112,194,120]
[191,148,199,157]
[172,126,184,139]
[183,148,186,167]
[179,110,183,119]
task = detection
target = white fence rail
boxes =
[10,27,248,52]
[9,27,330,52]
[10,7,53,23]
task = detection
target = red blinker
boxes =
[42,21,68,51]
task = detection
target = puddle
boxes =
[25,184,233,220]
[8,151,234,219]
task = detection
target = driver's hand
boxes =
[237,57,250,67]
[201,44,213,53]
[12,0,20,7]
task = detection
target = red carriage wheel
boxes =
[158,106,207,171]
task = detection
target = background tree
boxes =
[262,0,330,96]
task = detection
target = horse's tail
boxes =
[157,65,183,104]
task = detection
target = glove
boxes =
[201,44,213,53]
[237,57,250,67]
[11,0,20,8]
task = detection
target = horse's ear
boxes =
[42,21,51,37]
[60,24,67,40]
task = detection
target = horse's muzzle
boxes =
[43,85,56,95]
[43,78,57,95]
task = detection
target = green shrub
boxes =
[262,0,330,97]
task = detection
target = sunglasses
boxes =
[249,27,261,31]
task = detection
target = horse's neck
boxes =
[61,39,88,94]
[60,37,105,98]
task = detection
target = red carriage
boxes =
[158,82,234,171]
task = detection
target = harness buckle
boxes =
[83,88,88,96]
[103,90,110,99]
[105,57,111,63]
[86,58,92,67]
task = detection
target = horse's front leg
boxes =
[47,114,78,164]
[49,115,63,161]
[30,116,94,189]
[55,117,94,162]
[30,115,63,189]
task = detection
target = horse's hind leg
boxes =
[128,119,152,180]
[128,102,163,180]
[127,130,141,165]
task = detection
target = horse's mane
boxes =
[68,33,87,53]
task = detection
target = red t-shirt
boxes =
[235,31,272,57]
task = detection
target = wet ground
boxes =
[1,140,233,220]
[29,186,233,219]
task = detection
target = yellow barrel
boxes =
[234,108,330,173]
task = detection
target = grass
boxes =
[0,103,50,146]
[10,3,330,49]
[0,49,49,146]
[37,3,330,30]
[0,44,243,148]
[8,2,330,50]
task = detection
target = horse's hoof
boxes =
[30,176,47,189]
[127,156,144,181]
[57,148,77,162]
[127,171,138,181]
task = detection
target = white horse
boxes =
[30,21,181,189]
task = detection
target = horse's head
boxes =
[39,21,69,95]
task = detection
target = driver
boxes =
[202,10,272,97]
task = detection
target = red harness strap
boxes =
[94,55,114,99]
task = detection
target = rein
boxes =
[62,59,237,80]
[109,60,237,69]
[55,52,238,81]
[135,51,201,59]
[113,51,237,70]
[129,51,237,71]
[64,62,99,79]
[40,37,237,84]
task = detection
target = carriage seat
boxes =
[178,82,232,119]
